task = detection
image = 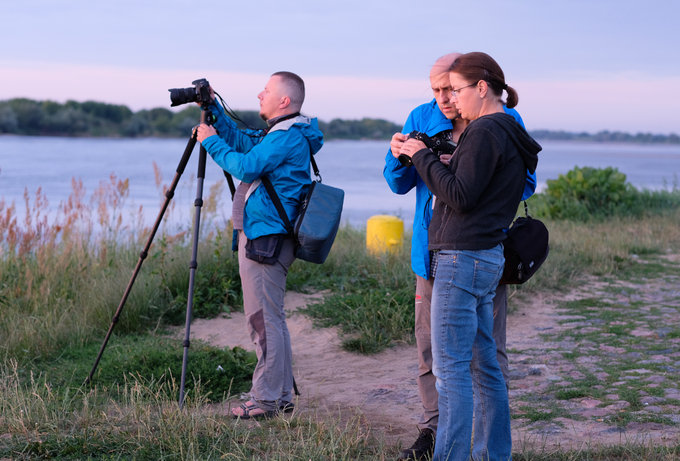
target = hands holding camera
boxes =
[399,137,427,160]
[391,132,453,166]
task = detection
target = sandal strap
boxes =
[232,400,275,419]
[240,401,259,412]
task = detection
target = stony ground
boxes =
[506,254,680,449]
[187,254,680,454]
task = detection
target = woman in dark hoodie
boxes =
[400,52,541,461]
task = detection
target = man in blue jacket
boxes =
[197,71,323,420]
[384,53,536,460]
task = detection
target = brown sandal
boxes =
[231,400,276,420]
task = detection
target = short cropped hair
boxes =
[272,71,305,109]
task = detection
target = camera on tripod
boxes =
[169,78,212,107]
[398,130,456,167]
[89,78,221,407]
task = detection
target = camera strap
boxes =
[265,112,301,133]
[265,113,320,181]
[222,112,303,202]
[260,138,318,235]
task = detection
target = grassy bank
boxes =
[2,169,680,458]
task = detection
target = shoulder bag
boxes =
[261,146,345,264]
[499,201,549,285]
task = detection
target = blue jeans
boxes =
[431,245,511,461]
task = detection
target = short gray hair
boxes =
[272,71,305,109]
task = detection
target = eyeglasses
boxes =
[451,82,478,97]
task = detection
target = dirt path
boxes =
[187,292,423,446]
[186,278,680,452]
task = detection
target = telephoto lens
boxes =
[169,87,198,107]
[398,153,413,167]
[168,79,211,107]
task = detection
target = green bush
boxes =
[541,166,635,219]
[531,166,680,220]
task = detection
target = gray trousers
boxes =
[238,230,296,411]
[414,275,509,433]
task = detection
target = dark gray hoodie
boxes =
[411,112,541,251]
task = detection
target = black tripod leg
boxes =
[85,133,197,386]
[178,139,208,409]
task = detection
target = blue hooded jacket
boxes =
[202,102,324,239]
[383,99,536,279]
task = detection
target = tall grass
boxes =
[3,169,680,459]
[4,174,680,359]
[0,174,241,360]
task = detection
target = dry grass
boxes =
[3,177,680,459]
[0,172,229,359]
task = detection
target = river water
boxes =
[1,136,679,230]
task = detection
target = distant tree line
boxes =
[529,129,680,144]
[0,98,402,140]
[0,98,678,143]
[0,98,235,138]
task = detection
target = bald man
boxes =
[383,54,535,460]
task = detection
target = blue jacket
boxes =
[202,102,324,239]
[383,99,536,279]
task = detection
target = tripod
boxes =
[85,109,234,409]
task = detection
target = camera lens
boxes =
[168,87,197,107]
[398,154,413,167]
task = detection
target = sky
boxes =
[1,0,679,134]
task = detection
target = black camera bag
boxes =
[499,202,549,285]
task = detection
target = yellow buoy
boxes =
[366,215,403,254]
